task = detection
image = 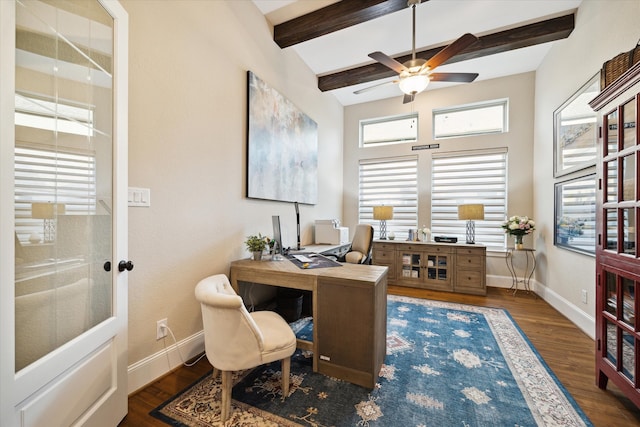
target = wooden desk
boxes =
[229,258,387,388]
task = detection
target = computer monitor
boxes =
[272,215,283,255]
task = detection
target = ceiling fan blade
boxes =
[353,79,398,94]
[425,33,479,71]
[403,93,415,104]
[369,51,407,74]
[429,72,479,83]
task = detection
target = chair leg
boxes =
[220,370,232,422]
[212,367,219,379]
[281,357,291,397]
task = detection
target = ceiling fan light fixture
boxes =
[399,74,429,95]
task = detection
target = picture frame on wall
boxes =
[246,71,318,205]
[554,173,596,256]
[553,74,600,177]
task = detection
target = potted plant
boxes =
[245,233,268,260]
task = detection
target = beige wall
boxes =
[533,0,640,334]
[342,72,536,279]
[121,0,344,366]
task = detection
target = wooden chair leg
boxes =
[212,367,219,379]
[281,357,291,397]
[220,370,232,422]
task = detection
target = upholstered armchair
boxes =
[342,224,374,264]
[195,274,297,422]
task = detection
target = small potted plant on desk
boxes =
[245,233,268,261]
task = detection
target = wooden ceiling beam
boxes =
[318,13,575,92]
[274,0,413,49]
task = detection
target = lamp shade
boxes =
[373,205,393,220]
[458,204,484,221]
[31,202,65,219]
[398,74,429,95]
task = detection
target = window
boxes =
[15,145,97,243]
[359,157,418,240]
[361,113,418,147]
[15,92,95,137]
[433,99,508,139]
[431,149,507,249]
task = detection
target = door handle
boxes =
[118,260,134,272]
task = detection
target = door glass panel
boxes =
[622,155,636,201]
[623,208,636,256]
[606,159,618,203]
[14,0,113,372]
[622,330,635,383]
[606,209,618,251]
[607,110,618,155]
[606,320,618,366]
[622,277,635,327]
[622,99,637,150]
[606,271,617,317]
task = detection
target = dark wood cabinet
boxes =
[590,61,640,408]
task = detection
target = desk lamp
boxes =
[373,205,393,240]
[32,202,65,242]
[458,204,484,244]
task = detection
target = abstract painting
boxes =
[247,71,318,204]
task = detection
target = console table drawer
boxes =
[373,249,394,263]
[403,244,452,254]
[457,255,483,269]
[456,270,484,288]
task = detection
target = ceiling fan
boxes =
[355,0,480,104]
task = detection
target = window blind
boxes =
[431,149,507,248]
[359,156,418,240]
[15,144,97,242]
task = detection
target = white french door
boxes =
[0,0,129,425]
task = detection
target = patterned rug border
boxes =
[151,295,592,427]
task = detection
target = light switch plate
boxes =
[128,187,151,207]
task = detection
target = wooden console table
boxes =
[372,240,486,295]
[229,258,387,389]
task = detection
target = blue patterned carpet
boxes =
[151,295,593,426]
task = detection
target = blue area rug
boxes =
[151,295,592,426]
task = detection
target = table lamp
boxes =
[373,205,393,240]
[458,204,484,244]
[32,202,65,242]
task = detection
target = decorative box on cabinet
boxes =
[589,61,640,408]
[372,240,486,295]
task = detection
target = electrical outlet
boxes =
[581,289,588,304]
[156,318,168,340]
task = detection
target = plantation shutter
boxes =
[359,156,418,241]
[431,149,507,248]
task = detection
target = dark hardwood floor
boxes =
[119,286,640,426]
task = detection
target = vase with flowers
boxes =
[245,233,269,260]
[501,215,535,249]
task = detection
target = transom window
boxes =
[433,99,508,139]
[431,149,508,249]
[360,113,418,147]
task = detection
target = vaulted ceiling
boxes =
[253,0,582,105]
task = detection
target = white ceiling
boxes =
[253,0,582,106]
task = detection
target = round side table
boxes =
[505,247,536,296]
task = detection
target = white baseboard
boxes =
[487,274,595,340]
[127,330,205,394]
